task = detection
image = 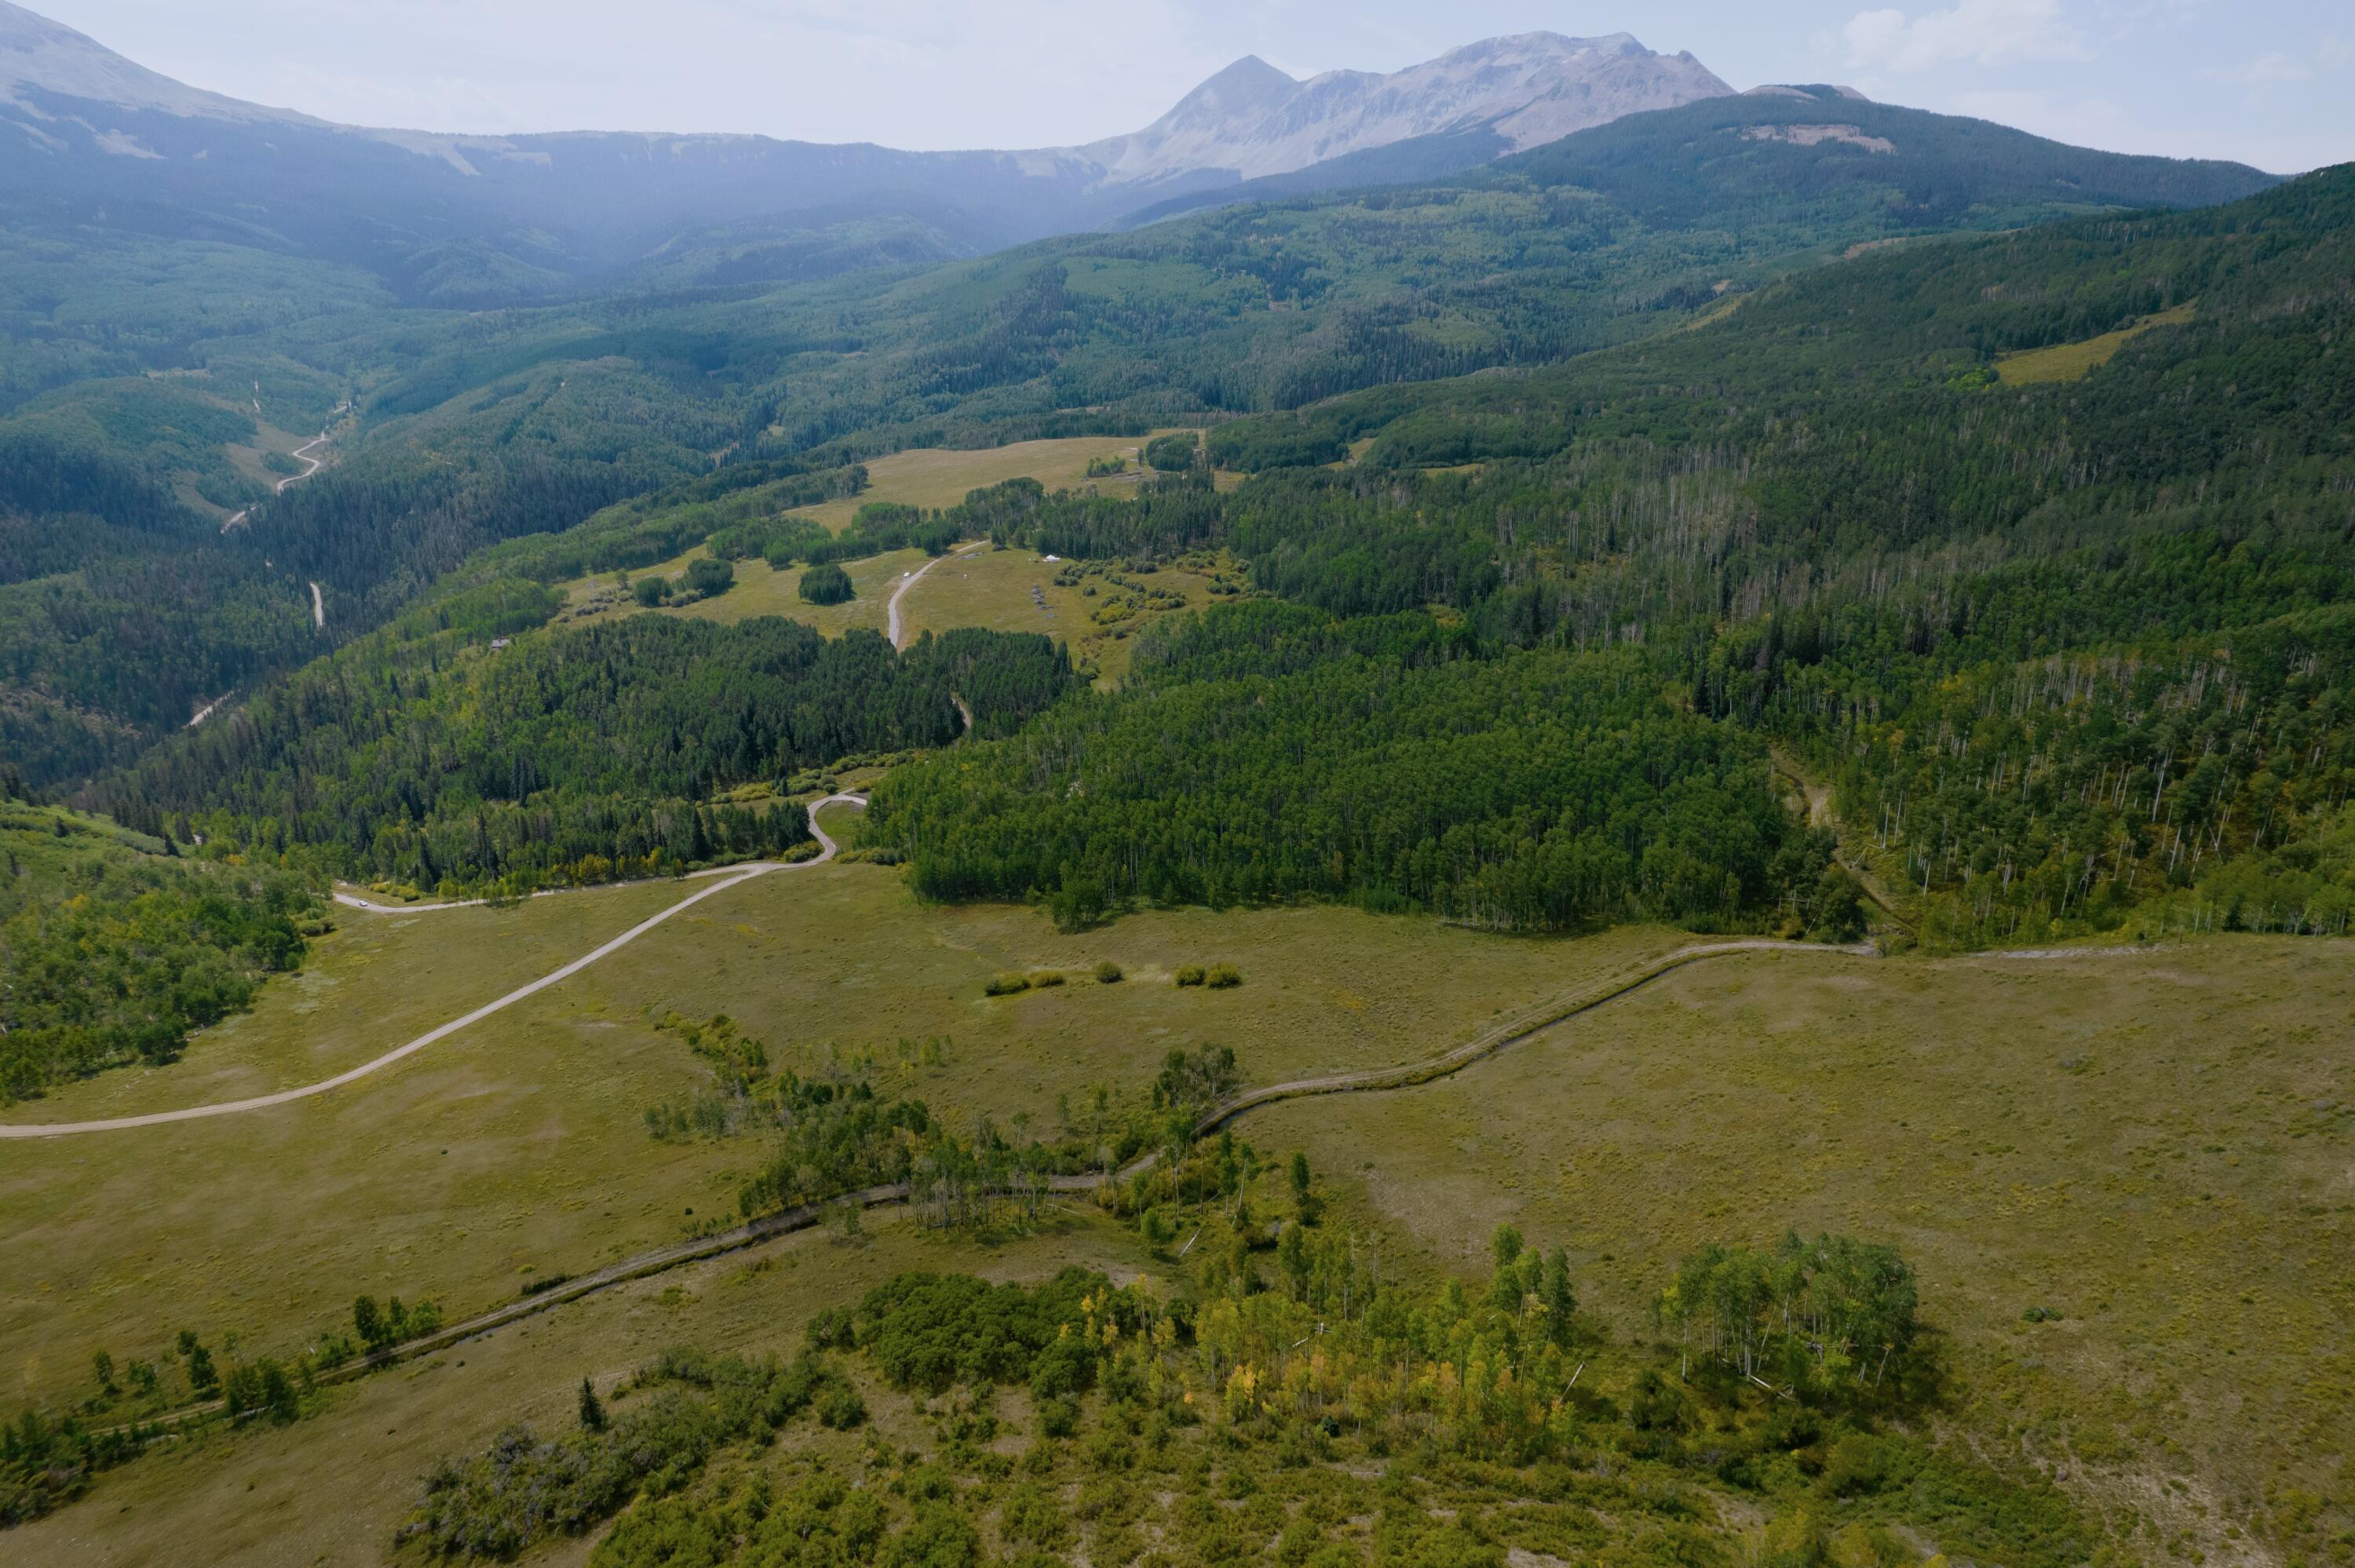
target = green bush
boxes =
[1174,965,1205,987]
[683,556,734,598]
[1205,963,1242,989]
[221,1358,300,1426]
[985,972,1031,997]
[813,1380,867,1431]
[1820,1432,1892,1497]
[799,562,855,604]
[1145,432,1199,472]
[1094,961,1123,983]
[1028,970,1065,988]
[631,575,668,607]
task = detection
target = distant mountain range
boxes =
[0,1,2276,306]
[0,4,1732,298]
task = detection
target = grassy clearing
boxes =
[4,1210,1152,1567]
[786,429,1224,532]
[1243,935,2353,1566]
[8,864,2346,1563]
[896,548,1236,680]
[545,435,1249,653]
[0,859,1673,1413]
[552,547,926,637]
[1996,303,2196,384]
[220,418,316,496]
[0,878,731,1415]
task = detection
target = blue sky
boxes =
[41,0,2353,172]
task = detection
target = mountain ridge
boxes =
[1,4,1725,191]
[1070,33,1732,185]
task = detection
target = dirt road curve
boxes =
[0,795,867,1140]
[220,425,338,535]
[887,542,988,647]
[277,430,330,493]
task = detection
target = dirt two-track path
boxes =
[27,883,2163,1430]
[0,795,870,1140]
[887,542,988,647]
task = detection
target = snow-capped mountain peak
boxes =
[1079,31,1734,185]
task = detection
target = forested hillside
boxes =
[868,169,2355,945]
[95,589,1075,898]
[1,99,2343,1112]
[0,93,2273,789]
[871,603,1846,934]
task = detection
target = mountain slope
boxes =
[0,11,2287,790]
[1492,83,2277,222]
[0,3,1732,301]
[1123,82,2279,229]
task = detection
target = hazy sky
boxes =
[38,0,2353,172]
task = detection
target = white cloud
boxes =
[2213,51,2308,84]
[1944,87,2127,147]
[1838,0,2090,74]
[1941,85,2335,171]
[2206,34,2350,90]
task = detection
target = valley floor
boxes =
[2,851,2345,1564]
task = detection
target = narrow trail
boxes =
[309,579,324,629]
[1769,746,1913,932]
[0,796,868,1140]
[91,939,1875,1429]
[888,542,988,648]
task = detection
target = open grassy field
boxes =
[9,829,2346,1566]
[784,429,1232,533]
[5,1209,1155,1567]
[1242,937,2353,1568]
[0,858,1678,1414]
[1996,303,2197,384]
[896,549,1240,680]
[543,434,1254,656]
[552,543,1243,676]
[553,546,927,637]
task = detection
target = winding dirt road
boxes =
[219,420,340,534]
[887,542,988,648]
[0,795,868,1140]
[276,430,330,494]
